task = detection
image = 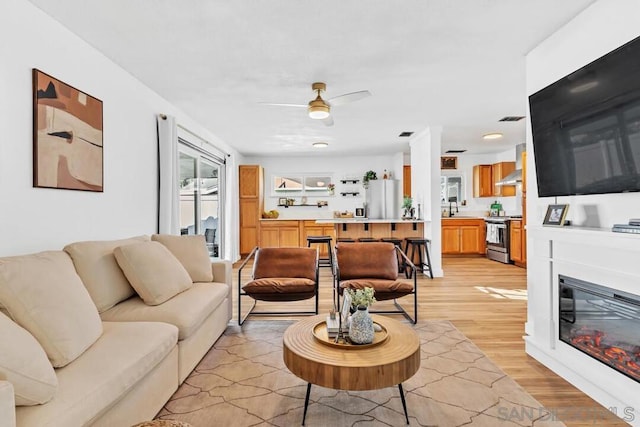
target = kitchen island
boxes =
[316,218,425,241]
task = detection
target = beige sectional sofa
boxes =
[0,234,232,427]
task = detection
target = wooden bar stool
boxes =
[306,235,334,269]
[403,237,433,279]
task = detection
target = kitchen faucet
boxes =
[448,197,458,217]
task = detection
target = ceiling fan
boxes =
[260,82,371,126]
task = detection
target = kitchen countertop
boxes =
[316,218,427,224]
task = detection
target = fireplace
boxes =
[559,275,640,383]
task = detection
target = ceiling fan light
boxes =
[308,97,330,119]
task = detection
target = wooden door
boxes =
[460,225,482,254]
[492,162,516,197]
[239,165,260,198]
[442,226,460,254]
[239,199,259,254]
[280,226,301,247]
[259,228,280,248]
[473,165,493,197]
[510,220,522,263]
[403,165,411,197]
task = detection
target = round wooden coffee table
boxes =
[283,314,420,425]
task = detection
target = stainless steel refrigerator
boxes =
[366,179,399,219]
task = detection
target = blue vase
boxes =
[349,306,374,344]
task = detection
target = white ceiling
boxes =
[27,0,595,157]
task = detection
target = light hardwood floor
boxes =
[234,255,628,426]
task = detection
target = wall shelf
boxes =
[340,192,360,197]
[340,179,360,184]
[278,204,328,208]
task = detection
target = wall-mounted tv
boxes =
[529,35,640,197]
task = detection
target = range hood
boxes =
[496,143,525,186]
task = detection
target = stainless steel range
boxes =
[485,217,511,263]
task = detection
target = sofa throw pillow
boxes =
[0,251,103,368]
[114,241,192,305]
[151,234,213,282]
[63,235,150,313]
[0,311,58,406]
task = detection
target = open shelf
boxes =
[278,204,328,208]
[340,179,360,184]
[340,192,360,197]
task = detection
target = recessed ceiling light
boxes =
[312,142,329,148]
[482,133,503,140]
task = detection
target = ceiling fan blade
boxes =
[327,90,371,106]
[322,116,334,127]
[257,102,307,108]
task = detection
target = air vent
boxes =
[499,116,525,122]
[445,149,467,154]
[398,131,414,137]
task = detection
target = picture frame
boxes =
[441,156,457,170]
[543,204,569,226]
[33,69,103,191]
[278,197,287,206]
[340,292,352,328]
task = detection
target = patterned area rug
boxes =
[156,320,565,426]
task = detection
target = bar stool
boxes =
[306,235,334,269]
[336,238,355,243]
[380,237,404,273]
[357,237,378,242]
[403,237,433,279]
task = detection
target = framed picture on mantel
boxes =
[441,156,457,170]
[543,204,569,226]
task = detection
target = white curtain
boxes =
[157,114,179,234]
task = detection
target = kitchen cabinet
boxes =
[492,161,516,197]
[403,165,411,197]
[260,220,300,248]
[473,165,493,198]
[510,220,523,265]
[441,219,486,254]
[239,165,263,254]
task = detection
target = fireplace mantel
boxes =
[526,225,640,425]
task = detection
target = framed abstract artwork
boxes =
[33,69,103,191]
[440,156,457,170]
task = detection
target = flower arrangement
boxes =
[346,287,376,309]
[327,183,335,192]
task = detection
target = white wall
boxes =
[441,148,520,216]
[243,154,403,219]
[0,0,239,257]
[526,0,640,228]
[525,1,640,423]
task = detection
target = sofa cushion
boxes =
[114,242,193,306]
[100,282,229,340]
[15,321,178,427]
[63,235,150,313]
[151,234,213,282]
[0,251,103,368]
[0,311,57,405]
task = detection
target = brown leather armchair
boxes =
[335,242,417,323]
[238,247,319,325]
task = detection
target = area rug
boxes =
[156,320,565,426]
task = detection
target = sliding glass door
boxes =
[178,143,225,258]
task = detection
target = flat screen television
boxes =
[529,35,640,197]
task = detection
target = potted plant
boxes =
[402,195,413,219]
[327,183,335,195]
[345,287,376,344]
[362,170,377,189]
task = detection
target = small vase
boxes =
[349,306,374,344]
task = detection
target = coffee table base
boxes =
[301,382,410,426]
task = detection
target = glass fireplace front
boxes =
[559,275,640,382]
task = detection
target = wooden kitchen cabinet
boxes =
[239,165,263,254]
[473,165,493,198]
[441,219,486,254]
[492,161,516,197]
[260,220,300,248]
[510,220,524,265]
